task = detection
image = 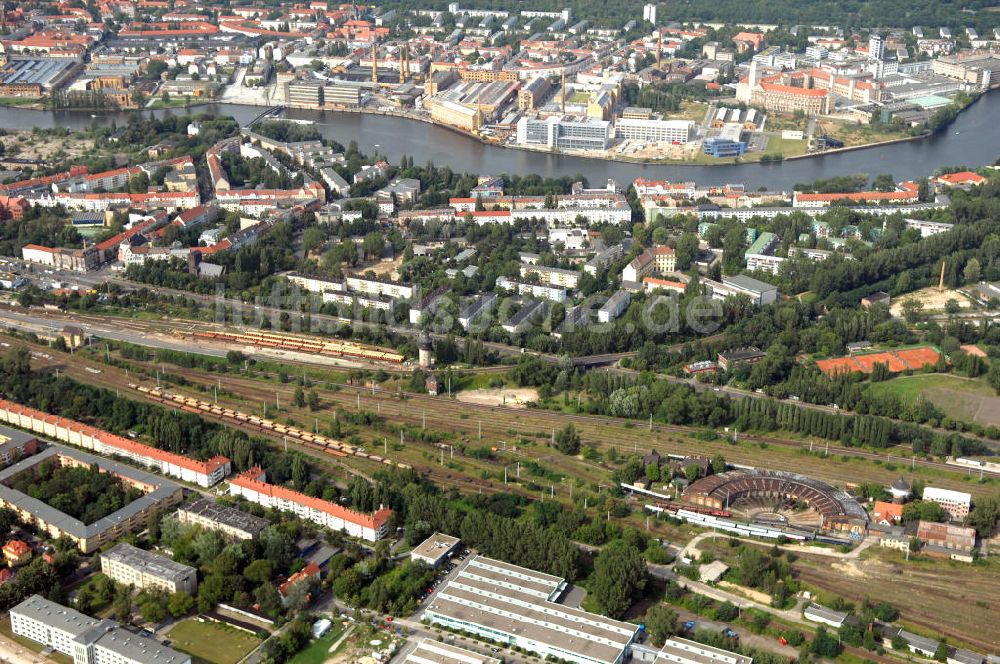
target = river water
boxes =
[2,93,998,190]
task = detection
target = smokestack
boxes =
[372,42,378,83]
[401,44,408,83]
[657,30,662,70]
[560,71,566,113]
[939,260,946,291]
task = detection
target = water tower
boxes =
[418,332,433,369]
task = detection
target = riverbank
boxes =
[3,94,999,190]
[287,101,975,168]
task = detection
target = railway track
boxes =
[326,381,1000,479]
[127,383,411,470]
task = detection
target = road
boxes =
[679,531,877,562]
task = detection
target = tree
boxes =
[811,626,842,658]
[901,298,924,324]
[872,173,895,192]
[645,605,678,646]
[554,424,581,455]
[716,601,739,621]
[245,559,274,584]
[307,390,320,411]
[129,171,150,194]
[293,387,306,408]
[963,258,981,284]
[139,596,167,623]
[934,641,949,662]
[675,233,699,271]
[167,591,195,618]
[590,540,646,619]
[112,589,132,623]
[711,455,726,474]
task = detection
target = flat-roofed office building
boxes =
[422,555,639,664]
[11,594,190,664]
[101,543,198,594]
[403,638,501,664]
[176,498,268,540]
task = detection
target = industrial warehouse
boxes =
[422,555,640,664]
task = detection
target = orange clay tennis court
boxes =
[816,346,943,376]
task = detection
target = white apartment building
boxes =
[519,263,581,289]
[11,595,190,664]
[598,290,631,323]
[345,275,415,300]
[229,467,392,542]
[101,543,198,594]
[496,276,568,303]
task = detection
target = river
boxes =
[2,93,998,190]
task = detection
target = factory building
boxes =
[423,555,640,664]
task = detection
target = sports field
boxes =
[167,619,260,664]
[815,346,942,376]
[869,373,1000,425]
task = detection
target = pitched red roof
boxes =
[231,467,392,531]
[0,398,230,476]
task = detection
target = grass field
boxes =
[869,373,1000,425]
[288,625,345,664]
[167,619,261,664]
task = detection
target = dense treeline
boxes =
[510,356,991,455]
[398,0,1000,31]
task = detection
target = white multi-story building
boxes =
[11,595,190,664]
[345,276,415,300]
[229,467,392,541]
[519,263,581,289]
[101,543,198,594]
[922,487,972,521]
[652,637,753,664]
[615,119,694,143]
[496,276,568,303]
[598,290,631,323]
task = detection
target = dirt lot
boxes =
[890,287,973,315]
[794,548,1000,652]
[455,387,539,408]
[354,254,405,281]
[4,129,95,162]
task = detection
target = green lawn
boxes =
[868,373,998,423]
[167,619,261,664]
[288,625,346,664]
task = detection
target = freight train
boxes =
[190,329,406,363]
[129,383,410,469]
